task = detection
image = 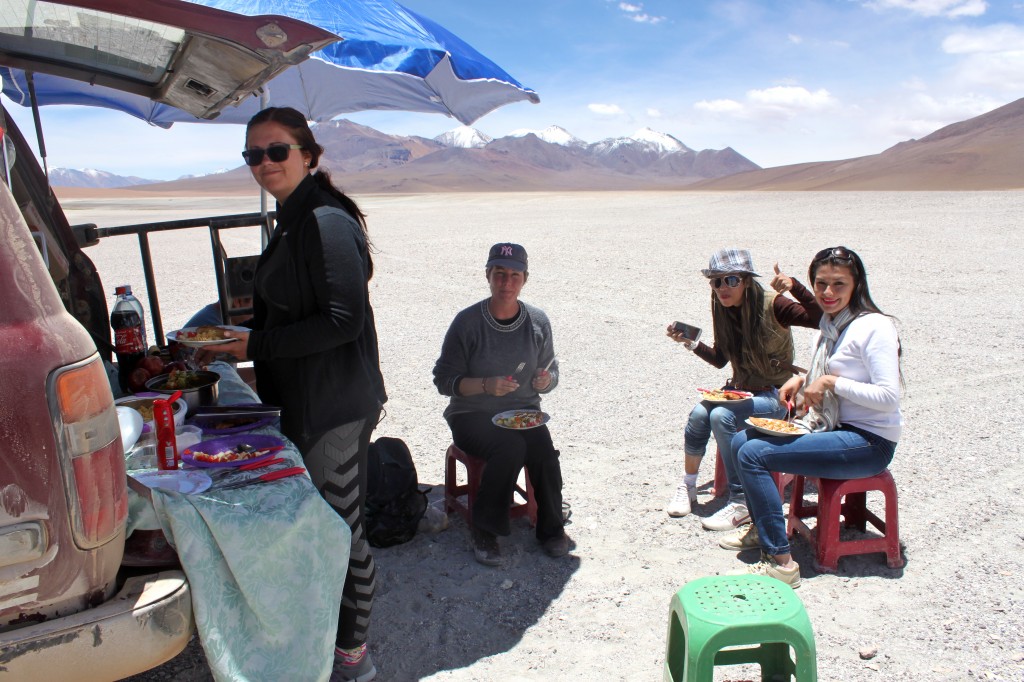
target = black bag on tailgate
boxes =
[365,437,428,548]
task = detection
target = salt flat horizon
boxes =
[82,190,1022,681]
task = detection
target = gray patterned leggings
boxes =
[302,412,379,648]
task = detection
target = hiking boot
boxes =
[541,532,571,558]
[666,482,698,517]
[729,556,802,589]
[701,502,750,531]
[471,528,501,566]
[333,647,377,682]
[719,524,760,551]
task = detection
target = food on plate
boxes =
[188,442,267,464]
[749,417,806,435]
[494,411,546,429]
[699,389,752,401]
[162,368,212,390]
[179,326,227,341]
[120,398,182,423]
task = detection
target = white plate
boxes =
[116,406,143,452]
[167,325,248,347]
[698,389,753,404]
[129,470,212,495]
[746,417,809,438]
[492,410,551,430]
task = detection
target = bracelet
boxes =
[481,378,487,394]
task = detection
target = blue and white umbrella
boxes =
[2,0,538,126]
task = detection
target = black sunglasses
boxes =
[241,143,303,166]
[813,246,854,264]
[709,275,743,289]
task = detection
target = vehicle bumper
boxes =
[0,571,193,680]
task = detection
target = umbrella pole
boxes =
[259,88,269,250]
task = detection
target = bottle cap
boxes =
[114,285,127,296]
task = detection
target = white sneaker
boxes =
[666,482,698,517]
[701,502,750,531]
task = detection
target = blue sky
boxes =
[4,0,1022,180]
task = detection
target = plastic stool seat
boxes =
[664,575,817,681]
[787,469,903,573]
[444,444,537,526]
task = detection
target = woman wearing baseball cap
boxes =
[665,247,821,532]
[433,243,569,566]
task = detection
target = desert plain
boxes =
[61,190,1024,682]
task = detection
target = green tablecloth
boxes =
[127,362,349,682]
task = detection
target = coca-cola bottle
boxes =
[118,284,148,349]
[111,285,146,392]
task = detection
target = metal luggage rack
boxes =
[73,211,276,346]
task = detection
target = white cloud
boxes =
[942,24,1024,53]
[863,0,987,18]
[646,108,662,117]
[747,86,838,111]
[787,34,803,44]
[589,103,626,115]
[871,92,1003,140]
[694,99,744,114]
[614,1,666,24]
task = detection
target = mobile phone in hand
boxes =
[672,321,702,343]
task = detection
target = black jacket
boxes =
[247,175,386,448]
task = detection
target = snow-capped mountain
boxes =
[629,127,692,153]
[47,168,158,188]
[507,125,586,147]
[434,126,492,148]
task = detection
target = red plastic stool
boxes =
[444,444,537,527]
[712,447,793,499]
[787,469,903,573]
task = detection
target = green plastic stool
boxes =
[664,575,817,682]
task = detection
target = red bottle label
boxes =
[114,326,145,354]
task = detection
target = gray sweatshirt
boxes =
[433,299,559,420]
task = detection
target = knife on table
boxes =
[216,466,307,491]
[208,456,288,479]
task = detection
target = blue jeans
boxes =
[683,389,784,502]
[732,425,897,556]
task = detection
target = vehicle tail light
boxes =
[49,355,127,549]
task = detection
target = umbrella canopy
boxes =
[2,0,538,127]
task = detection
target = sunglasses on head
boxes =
[709,275,743,289]
[241,143,303,166]
[813,246,854,264]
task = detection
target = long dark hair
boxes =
[710,275,779,378]
[246,107,374,273]
[808,246,884,317]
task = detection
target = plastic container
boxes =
[175,425,203,451]
[112,285,146,391]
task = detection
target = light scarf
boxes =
[798,307,857,433]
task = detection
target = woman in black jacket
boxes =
[201,106,386,682]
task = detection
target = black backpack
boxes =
[365,437,428,548]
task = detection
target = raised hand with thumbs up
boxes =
[770,262,794,294]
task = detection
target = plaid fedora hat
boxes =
[701,248,759,277]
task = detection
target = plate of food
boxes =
[746,417,809,438]
[167,325,248,347]
[181,434,286,468]
[698,388,754,403]
[492,410,550,430]
[129,470,212,495]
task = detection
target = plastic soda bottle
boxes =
[111,285,146,392]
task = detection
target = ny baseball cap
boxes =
[486,243,528,272]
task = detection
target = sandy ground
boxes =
[75,191,1024,682]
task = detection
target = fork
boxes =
[506,362,526,380]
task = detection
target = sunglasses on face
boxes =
[709,275,743,289]
[813,246,854,264]
[241,143,303,166]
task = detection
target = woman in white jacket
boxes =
[723,246,903,588]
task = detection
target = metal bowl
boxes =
[144,370,220,416]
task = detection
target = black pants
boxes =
[448,411,564,541]
[302,411,379,649]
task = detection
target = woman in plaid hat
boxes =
[665,247,821,532]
